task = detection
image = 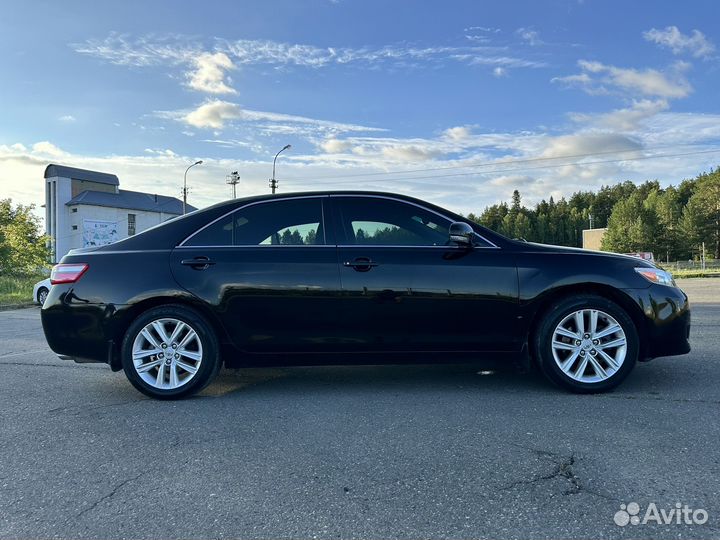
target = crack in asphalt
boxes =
[502,447,617,501]
[73,471,148,519]
[599,393,720,406]
[0,349,52,359]
[0,361,105,370]
[48,398,149,415]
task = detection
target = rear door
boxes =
[330,195,520,353]
[170,196,342,353]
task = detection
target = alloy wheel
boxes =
[131,318,203,390]
[551,308,627,383]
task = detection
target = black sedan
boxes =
[41,191,691,399]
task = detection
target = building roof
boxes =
[44,164,119,186]
[66,189,194,215]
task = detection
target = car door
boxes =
[329,195,520,353]
[171,196,342,353]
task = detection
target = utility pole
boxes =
[183,160,203,214]
[226,171,240,199]
[269,144,291,194]
[589,214,594,229]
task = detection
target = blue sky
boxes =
[1,0,719,215]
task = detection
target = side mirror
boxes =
[449,222,474,247]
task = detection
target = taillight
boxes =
[50,263,89,284]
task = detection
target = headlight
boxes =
[634,267,676,287]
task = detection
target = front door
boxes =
[171,196,342,353]
[329,195,520,353]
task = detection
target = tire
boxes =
[121,304,221,399]
[37,287,48,305]
[533,294,638,393]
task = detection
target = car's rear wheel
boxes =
[533,294,638,393]
[121,305,220,399]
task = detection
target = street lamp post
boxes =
[183,160,203,214]
[269,144,291,194]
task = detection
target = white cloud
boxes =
[644,26,715,59]
[58,115,76,123]
[71,33,194,66]
[72,33,547,79]
[184,100,243,129]
[31,141,68,158]
[493,67,508,77]
[489,174,535,187]
[320,139,352,153]
[380,145,442,161]
[443,126,473,142]
[540,132,642,159]
[553,60,692,99]
[464,26,501,43]
[188,52,236,94]
[171,99,386,134]
[516,28,543,46]
[569,99,669,131]
[144,148,178,156]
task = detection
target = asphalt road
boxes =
[1,279,719,539]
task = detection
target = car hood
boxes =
[520,241,656,267]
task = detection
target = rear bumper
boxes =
[41,295,129,366]
[624,284,691,359]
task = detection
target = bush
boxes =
[0,199,51,276]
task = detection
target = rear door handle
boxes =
[343,257,379,272]
[180,256,216,270]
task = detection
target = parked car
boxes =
[33,278,51,305]
[41,191,691,399]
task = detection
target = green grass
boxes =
[0,274,45,305]
[671,269,720,279]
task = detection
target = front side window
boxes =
[335,197,450,246]
[184,198,324,247]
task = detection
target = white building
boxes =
[44,164,193,262]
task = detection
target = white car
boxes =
[33,278,51,305]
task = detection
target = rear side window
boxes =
[184,215,233,246]
[184,198,325,246]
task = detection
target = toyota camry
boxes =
[41,191,691,399]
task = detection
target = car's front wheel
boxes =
[121,305,221,399]
[533,294,638,393]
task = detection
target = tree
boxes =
[688,169,720,258]
[304,228,317,245]
[602,191,660,254]
[0,199,51,275]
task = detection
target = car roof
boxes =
[91,190,510,252]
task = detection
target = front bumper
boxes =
[624,283,691,360]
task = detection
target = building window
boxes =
[71,208,78,213]
[72,225,78,230]
[128,214,136,236]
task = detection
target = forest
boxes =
[468,168,720,261]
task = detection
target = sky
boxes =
[1,0,719,219]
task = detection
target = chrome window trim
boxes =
[178,193,500,249]
[176,244,336,249]
[175,244,468,250]
[330,194,500,249]
[179,195,329,247]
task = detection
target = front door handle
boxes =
[343,257,379,272]
[180,256,216,270]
